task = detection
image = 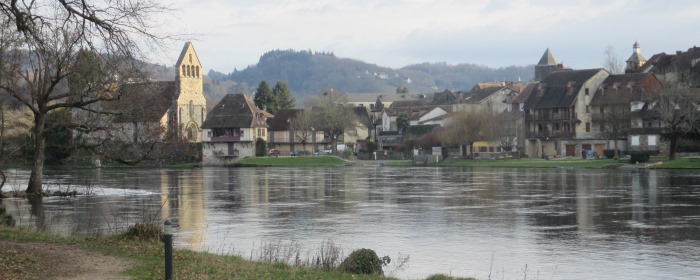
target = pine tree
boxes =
[272,81,296,114]
[253,81,273,111]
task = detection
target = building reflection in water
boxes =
[160,170,207,251]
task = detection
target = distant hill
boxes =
[204,49,534,104]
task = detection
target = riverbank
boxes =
[228,155,700,169]
[0,225,473,280]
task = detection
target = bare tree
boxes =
[492,113,517,152]
[307,89,356,154]
[441,107,495,159]
[0,1,171,194]
[655,89,699,160]
[291,110,312,153]
[597,104,631,159]
[603,45,624,75]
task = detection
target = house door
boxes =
[595,144,605,157]
[566,145,576,157]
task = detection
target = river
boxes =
[2,166,699,279]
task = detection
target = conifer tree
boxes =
[253,81,273,111]
[272,81,296,114]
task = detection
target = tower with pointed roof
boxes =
[173,42,207,142]
[535,48,558,81]
[625,41,647,73]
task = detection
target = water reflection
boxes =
[2,167,699,279]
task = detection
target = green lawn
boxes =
[434,158,619,168]
[649,157,700,169]
[237,156,349,167]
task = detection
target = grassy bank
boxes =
[0,226,474,280]
[237,156,349,167]
[375,157,700,169]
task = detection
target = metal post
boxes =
[163,220,173,280]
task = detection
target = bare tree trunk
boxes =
[613,139,619,160]
[669,133,678,160]
[26,113,46,195]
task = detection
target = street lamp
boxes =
[311,127,315,156]
[288,118,294,155]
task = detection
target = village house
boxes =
[266,109,331,155]
[523,68,610,158]
[639,45,700,87]
[200,94,272,165]
[590,73,663,154]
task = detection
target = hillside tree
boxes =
[0,0,171,194]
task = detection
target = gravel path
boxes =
[0,240,131,280]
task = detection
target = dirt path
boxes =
[0,240,132,280]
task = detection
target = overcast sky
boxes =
[155,0,700,73]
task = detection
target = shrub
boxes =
[603,149,617,159]
[0,205,15,227]
[123,223,162,242]
[255,138,267,157]
[629,151,651,163]
[338,248,384,275]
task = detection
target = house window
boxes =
[585,88,589,95]
[181,65,186,77]
[631,135,640,146]
[648,135,657,146]
[520,103,524,111]
[585,122,591,132]
[586,105,590,113]
[196,66,200,78]
[600,106,605,114]
[554,123,560,131]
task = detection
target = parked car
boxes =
[268,149,280,157]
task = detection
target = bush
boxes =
[255,138,267,157]
[338,248,384,275]
[123,223,162,242]
[603,149,617,159]
[0,205,16,227]
[629,151,651,163]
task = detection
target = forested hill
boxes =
[204,49,534,102]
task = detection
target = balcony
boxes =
[210,135,241,142]
[526,130,576,139]
[525,113,574,122]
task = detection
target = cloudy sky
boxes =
[156,0,700,73]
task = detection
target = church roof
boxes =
[627,52,646,63]
[110,81,177,123]
[202,94,269,129]
[537,48,558,65]
[175,42,203,68]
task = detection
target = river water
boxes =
[2,167,699,279]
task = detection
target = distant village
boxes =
[92,41,700,166]
[5,41,697,166]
